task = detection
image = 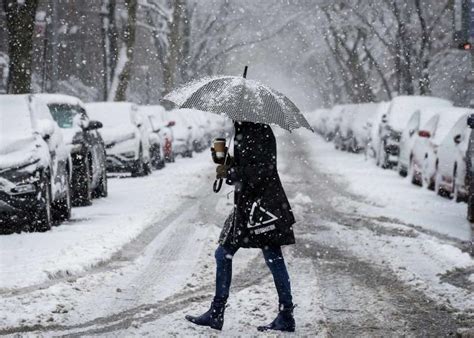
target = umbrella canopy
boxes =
[162,76,313,132]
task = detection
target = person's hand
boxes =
[216,164,230,179]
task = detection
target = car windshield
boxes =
[48,104,76,128]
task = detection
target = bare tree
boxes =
[108,0,138,101]
[3,0,39,94]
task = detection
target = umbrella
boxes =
[162,66,314,133]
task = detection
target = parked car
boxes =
[335,103,380,153]
[164,110,194,158]
[138,106,167,170]
[466,114,474,222]
[306,108,330,135]
[334,104,358,151]
[324,105,347,142]
[410,107,469,190]
[35,94,108,206]
[435,111,473,200]
[366,101,390,160]
[182,109,208,152]
[86,102,151,176]
[376,96,452,169]
[0,95,71,232]
[140,105,176,162]
[397,108,441,177]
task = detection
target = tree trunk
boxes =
[113,0,137,101]
[4,0,39,94]
[163,0,185,94]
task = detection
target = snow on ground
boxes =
[0,152,213,290]
[1,130,473,335]
[304,133,472,241]
[296,131,473,312]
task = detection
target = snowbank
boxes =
[305,133,472,241]
[0,152,214,290]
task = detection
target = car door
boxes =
[76,106,102,187]
[400,111,420,168]
[31,98,69,201]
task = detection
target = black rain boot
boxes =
[257,304,296,332]
[185,300,226,331]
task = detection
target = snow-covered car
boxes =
[324,105,349,142]
[335,103,380,153]
[376,96,452,169]
[140,105,176,162]
[435,111,473,201]
[86,102,151,176]
[138,105,169,169]
[334,104,358,151]
[366,101,390,160]
[0,95,72,233]
[36,94,108,206]
[466,114,474,222]
[410,107,469,190]
[164,110,194,158]
[182,109,208,152]
[306,108,330,135]
[397,108,441,177]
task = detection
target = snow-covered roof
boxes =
[430,107,472,145]
[33,93,85,109]
[387,96,452,131]
[85,102,136,128]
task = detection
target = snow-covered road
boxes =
[1,132,473,336]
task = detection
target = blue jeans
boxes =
[213,245,293,307]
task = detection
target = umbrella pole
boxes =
[243,65,248,79]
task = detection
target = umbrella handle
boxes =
[213,178,223,193]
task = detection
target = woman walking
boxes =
[185,121,296,332]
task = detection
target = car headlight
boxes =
[120,151,136,158]
[10,183,36,195]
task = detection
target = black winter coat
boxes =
[219,122,296,248]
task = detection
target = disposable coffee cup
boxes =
[213,138,226,159]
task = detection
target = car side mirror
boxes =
[85,120,103,131]
[467,114,474,129]
[167,121,175,127]
[454,134,462,144]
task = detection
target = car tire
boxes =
[380,141,389,169]
[467,193,474,222]
[131,145,146,177]
[72,154,92,206]
[52,173,72,221]
[398,165,408,177]
[452,165,466,202]
[31,173,53,232]
[410,158,421,186]
[93,168,108,198]
[436,174,450,198]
